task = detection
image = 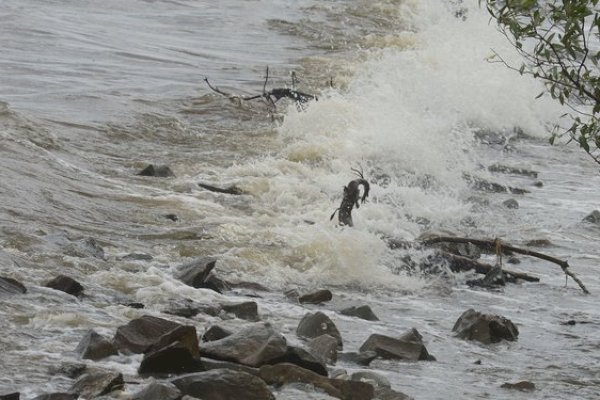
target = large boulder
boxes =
[75,330,118,361]
[359,328,434,361]
[70,369,123,398]
[201,325,233,342]
[339,305,379,321]
[309,334,338,365]
[139,342,204,376]
[452,309,519,344]
[132,382,182,400]
[113,315,181,354]
[171,370,274,400]
[199,322,287,367]
[146,325,200,358]
[259,363,374,400]
[297,312,343,349]
[0,277,26,295]
[44,275,84,297]
[272,346,327,376]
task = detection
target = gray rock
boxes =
[200,358,260,376]
[48,362,87,378]
[359,328,434,361]
[299,289,333,304]
[139,342,204,377]
[273,346,327,376]
[259,363,374,400]
[171,369,274,400]
[297,311,343,349]
[138,165,175,178]
[339,305,379,321]
[502,199,519,209]
[374,387,414,400]
[0,276,26,295]
[146,325,200,358]
[64,237,106,259]
[583,210,600,224]
[201,325,233,342]
[221,301,259,321]
[30,394,77,400]
[308,334,338,365]
[175,257,217,288]
[75,330,118,361]
[500,381,535,391]
[351,371,390,388]
[113,315,181,354]
[453,309,519,344]
[70,369,124,399]
[337,351,378,366]
[45,275,84,297]
[199,322,287,367]
[284,288,299,302]
[132,382,182,400]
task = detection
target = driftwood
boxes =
[421,236,590,294]
[204,67,317,113]
[442,252,540,283]
[198,183,243,195]
[330,168,370,227]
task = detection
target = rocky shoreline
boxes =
[1,253,526,400]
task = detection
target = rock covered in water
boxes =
[30,394,77,400]
[0,393,19,400]
[297,311,343,349]
[259,363,374,400]
[452,308,519,344]
[70,369,124,399]
[221,301,259,321]
[199,322,287,367]
[75,330,118,361]
[113,315,182,354]
[309,334,338,365]
[338,351,378,366]
[583,210,600,224]
[339,305,379,321]
[359,328,434,361]
[132,381,182,400]
[44,275,84,297]
[171,369,274,400]
[298,289,333,304]
[0,276,26,295]
[502,199,519,209]
[138,164,175,177]
[500,381,535,391]
[351,371,391,388]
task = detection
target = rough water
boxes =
[1,0,599,399]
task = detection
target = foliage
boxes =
[482,0,600,164]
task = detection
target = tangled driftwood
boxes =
[330,167,370,227]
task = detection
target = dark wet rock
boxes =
[221,301,259,321]
[533,180,544,187]
[0,276,26,295]
[123,302,145,309]
[113,315,181,354]
[171,369,274,400]
[0,393,19,400]
[200,358,260,376]
[164,213,179,222]
[339,305,379,321]
[199,322,287,367]
[309,334,338,365]
[297,311,343,349]
[70,369,124,399]
[175,257,217,288]
[75,330,118,361]
[44,275,84,297]
[373,387,413,400]
[163,299,206,318]
[132,381,182,400]
[452,309,519,344]
[259,363,374,400]
[474,359,482,365]
[299,289,333,304]
[139,341,204,376]
[197,182,244,195]
[64,237,105,259]
[49,362,87,379]
[359,328,434,361]
[202,325,233,342]
[138,164,175,178]
[146,325,200,358]
[500,381,535,391]
[272,346,328,376]
[502,199,519,209]
[203,275,230,293]
[583,210,600,224]
[525,239,552,247]
[507,257,521,264]
[120,253,153,261]
[338,351,378,366]
[488,164,538,178]
[31,394,77,400]
[351,371,390,388]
